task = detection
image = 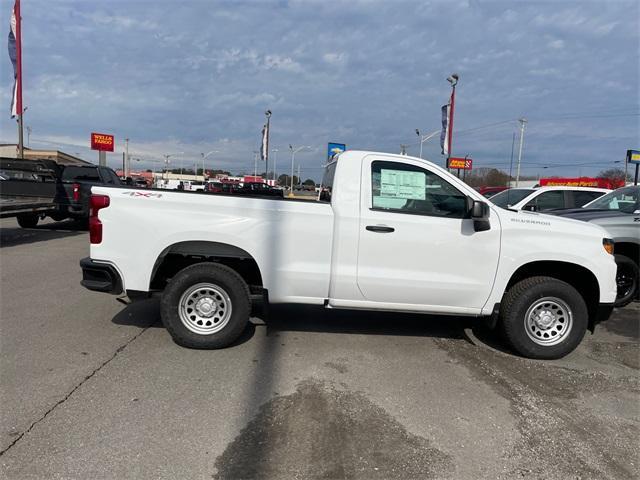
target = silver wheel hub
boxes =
[524,297,573,347]
[195,297,217,317]
[178,283,232,335]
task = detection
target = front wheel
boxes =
[160,262,251,349]
[614,254,639,308]
[16,213,39,228]
[499,276,588,359]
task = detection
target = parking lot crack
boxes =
[0,326,151,457]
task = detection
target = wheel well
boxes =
[150,241,263,292]
[506,261,600,331]
[615,242,639,266]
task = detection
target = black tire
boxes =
[614,254,639,308]
[160,262,251,349]
[499,276,588,360]
[16,214,38,228]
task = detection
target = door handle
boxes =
[366,225,395,233]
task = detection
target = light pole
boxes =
[271,148,279,183]
[163,152,184,180]
[200,150,218,179]
[289,144,309,196]
[415,129,440,159]
[445,73,459,168]
[515,118,527,187]
[264,110,271,179]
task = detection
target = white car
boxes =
[489,186,610,212]
[80,151,617,359]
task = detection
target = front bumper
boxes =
[80,257,123,295]
[595,303,615,324]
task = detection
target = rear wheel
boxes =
[614,254,639,308]
[500,276,588,359]
[16,214,38,228]
[160,263,250,349]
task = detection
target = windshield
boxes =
[489,188,534,208]
[584,186,640,213]
[62,166,100,181]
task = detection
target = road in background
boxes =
[1,217,638,479]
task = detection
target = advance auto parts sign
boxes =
[91,132,115,152]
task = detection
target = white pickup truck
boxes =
[80,151,617,359]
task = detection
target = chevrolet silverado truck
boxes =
[80,151,617,359]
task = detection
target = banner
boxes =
[7,0,19,117]
[440,104,450,156]
[260,123,268,161]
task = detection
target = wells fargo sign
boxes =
[447,157,473,170]
[91,132,115,152]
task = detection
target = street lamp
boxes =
[163,152,184,180]
[415,129,440,159]
[289,144,310,196]
[445,73,459,169]
[200,150,218,179]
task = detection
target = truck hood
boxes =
[547,208,630,222]
[496,207,610,238]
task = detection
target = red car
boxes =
[477,186,509,198]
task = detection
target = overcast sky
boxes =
[1,0,638,180]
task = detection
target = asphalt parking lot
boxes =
[1,217,638,480]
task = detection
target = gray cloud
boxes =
[1,0,637,180]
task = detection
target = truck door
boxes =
[356,157,500,312]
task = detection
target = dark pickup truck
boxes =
[0,158,121,228]
[0,158,61,227]
[57,165,122,222]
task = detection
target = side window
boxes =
[528,190,565,210]
[109,170,122,185]
[99,168,115,184]
[573,190,603,207]
[371,160,467,218]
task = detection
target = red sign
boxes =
[539,177,624,189]
[91,132,114,152]
[448,157,472,170]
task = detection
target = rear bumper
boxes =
[80,257,123,295]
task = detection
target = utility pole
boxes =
[515,118,527,187]
[297,164,301,188]
[26,125,31,147]
[400,144,407,155]
[272,148,278,183]
[253,151,259,177]
[289,145,309,196]
[125,138,130,177]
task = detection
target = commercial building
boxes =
[0,144,91,166]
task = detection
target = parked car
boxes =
[489,186,610,212]
[549,185,640,307]
[476,186,509,198]
[81,150,617,360]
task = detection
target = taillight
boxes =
[89,194,110,244]
[72,183,80,202]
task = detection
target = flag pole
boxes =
[15,0,24,159]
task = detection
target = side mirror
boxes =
[523,204,538,212]
[469,199,491,232]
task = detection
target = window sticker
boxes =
[380,169,426,200]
